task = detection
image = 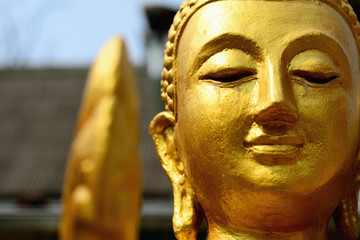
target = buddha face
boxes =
[174,0,360,232]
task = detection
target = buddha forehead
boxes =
[178,1,357,68]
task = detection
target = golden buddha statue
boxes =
[61,37,141,240]
[150,0,360,239]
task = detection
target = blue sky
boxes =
[0,0,183,68]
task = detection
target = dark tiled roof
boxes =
[0,69,86,197]
[0,68,172,198]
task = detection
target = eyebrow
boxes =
[281,32,348,68]
[191,33,263,75]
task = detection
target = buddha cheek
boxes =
[297,87,359,189]
[176,83,254,195]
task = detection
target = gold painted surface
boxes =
[150,0,360,239]
[61,37,141,240]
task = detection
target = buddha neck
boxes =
[207,221,329,240]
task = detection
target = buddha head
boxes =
[150,0,360,239]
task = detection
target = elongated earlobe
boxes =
[333,186,360,240]
[150,111,203,240]
[333,153,360,240]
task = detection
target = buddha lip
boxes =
[244,135,304,165]
[243,135,304,148]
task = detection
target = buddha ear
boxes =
[150,111,182,184]
[150,111,203,240]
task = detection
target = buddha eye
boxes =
[292,70,339,84]
[200,69,255,83]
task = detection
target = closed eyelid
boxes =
[282,33,346,74]
[289,50,340,74]
[196,49,257,77]
[191,33,262,76]
[288,50,342,85]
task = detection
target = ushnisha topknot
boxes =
[160,0,360,117]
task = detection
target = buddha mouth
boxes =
[244,136,304,165]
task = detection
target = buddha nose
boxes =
[253,62,298,126]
